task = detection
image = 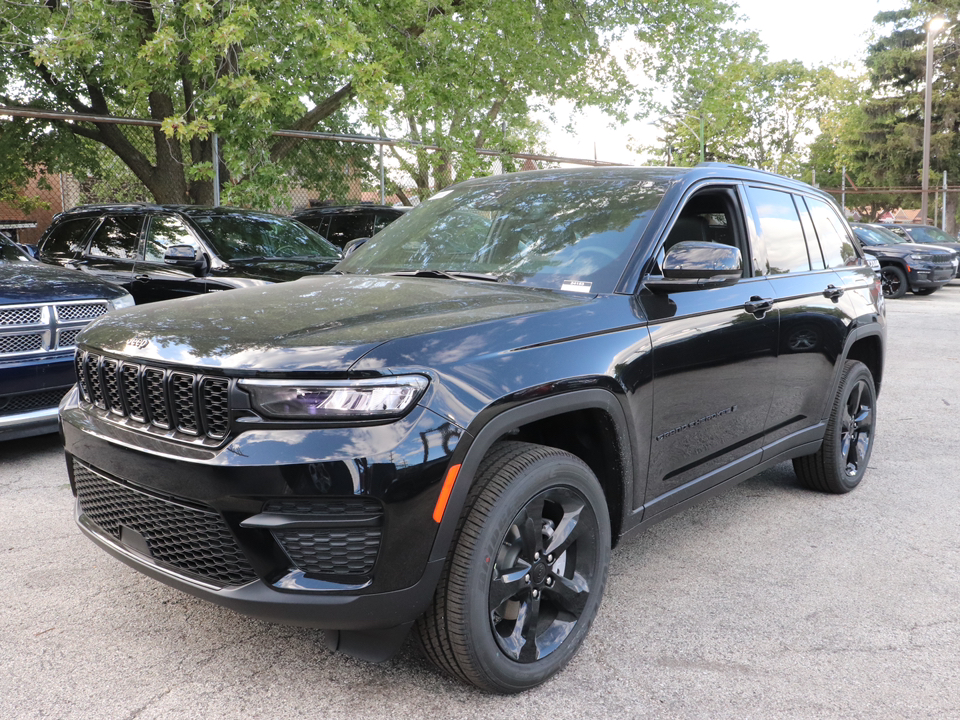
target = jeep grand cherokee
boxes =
[61,164,885,693]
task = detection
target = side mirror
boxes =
[645,241,742,292]
[163,244,207,276]
[342,237,370,258]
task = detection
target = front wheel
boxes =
[793,360,876,493]
[879,266,907,299]
[415,441,611,693]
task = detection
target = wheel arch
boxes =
[428,388,633,564]
[844,329,884,396]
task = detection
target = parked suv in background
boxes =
[37,205,341,304]
[881,223,960,274]
[291,204,407,249]
[850,223,957,298]
[0,235,132,441]
[63,165,885,692]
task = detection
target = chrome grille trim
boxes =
[1,300,109,358]
[74,351,230,442]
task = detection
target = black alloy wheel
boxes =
[879,266,907,299]
[415,441,610,693]
[794,360,876,493]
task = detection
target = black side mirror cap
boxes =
[163,244,208,275]
[645,241,742,292]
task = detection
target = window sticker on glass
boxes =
[561,280,593,293]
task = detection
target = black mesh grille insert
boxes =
[201,378,229,438]
[171,373,198,434]
[101,358,123,414]
[56,303,107,321]
[0,306,42,325]
[73,461,257,586]
[0,333,43,354]
[274,528,382,576]
[0,388,69,416]
[121,364,145,421]
[87,354,105,408]
[143,368,170,428]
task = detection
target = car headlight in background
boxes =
[908,253,936,263]
[107,293,136,311]
[238,376,429,419]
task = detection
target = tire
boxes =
[793,360,876,494]
[415,441,611,693]
[879,265,907,299]
[912,287,937,295]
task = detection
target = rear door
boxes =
[79,215,144,289]
[742,185,856,450]
[637,183,779,514]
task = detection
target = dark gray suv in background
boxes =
[63,164,885,692]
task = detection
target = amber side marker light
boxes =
[433,464,462,523]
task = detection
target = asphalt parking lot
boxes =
[3,282,960,719]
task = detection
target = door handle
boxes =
[823,284,844,301]
[744,296,774,315]
[134,274,150,282]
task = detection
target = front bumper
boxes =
[907,262,955,289]
[61,387,462,636]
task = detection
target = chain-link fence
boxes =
[0,107,623,246]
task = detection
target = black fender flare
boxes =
[820,321,885,421]
[427,388,634,564]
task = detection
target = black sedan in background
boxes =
[0,234,133,441]
[37,205,342,304]
[291,204,407,249]
[851,223,957,298]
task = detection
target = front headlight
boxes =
[108,292,135,311]
[908,253,935,262]
[238,376,429,420]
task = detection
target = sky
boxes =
[543,0,905,164]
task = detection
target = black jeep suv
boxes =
[850,222,957,298]
[37,204,341,304]
[62,165,885,693]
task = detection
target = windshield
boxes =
[0,236,32,263]
[188,211,341,262]
[852,225,903,246]
[905,225,956,244]
[337,172,668,293]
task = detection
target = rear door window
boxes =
[40,217,94,260]
[804,197,858,268]
[87,216,143,259]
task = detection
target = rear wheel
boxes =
[793,360,876,494]
[879,266,907,299]
[415,441,611,693]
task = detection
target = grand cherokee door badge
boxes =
[657,405,738,441]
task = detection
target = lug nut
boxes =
[524,574,530,583]
[534,552,540,561]
[547,554,554,563]
[532,589,540,598]
[546,577,553,586]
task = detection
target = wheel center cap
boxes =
[532,562,548,585]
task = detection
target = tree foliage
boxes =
[2,0,749,208]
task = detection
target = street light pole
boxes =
[922,17,947,225]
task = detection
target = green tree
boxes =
[2,0,750,208]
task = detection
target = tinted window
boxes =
[373,212,400,234]
[805,198,858,268]
[40,217,93,259]
[746,186,809,274]
[189,212,340,261]
[88,216,143,259]
[794,197,825,269]
[905,225,956,245]
[144,215,202,262]
[327,213,373,247]
[0,236,31,262]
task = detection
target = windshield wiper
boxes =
[385,269,503,283]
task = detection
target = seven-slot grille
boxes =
[75,350,230,440]
[72,460,257,586]
[930,253,956,264]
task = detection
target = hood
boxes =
[863,242,956,259]
[78,274,587,372]
[215,258,339,283]
[0,261,128,304]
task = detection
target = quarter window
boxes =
[87,216,143,259]
[40,218,93,259]
[805,197,858,268]
[746,186,810,275]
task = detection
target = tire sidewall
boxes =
[827,363,877,491]
[458,454,611,692]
